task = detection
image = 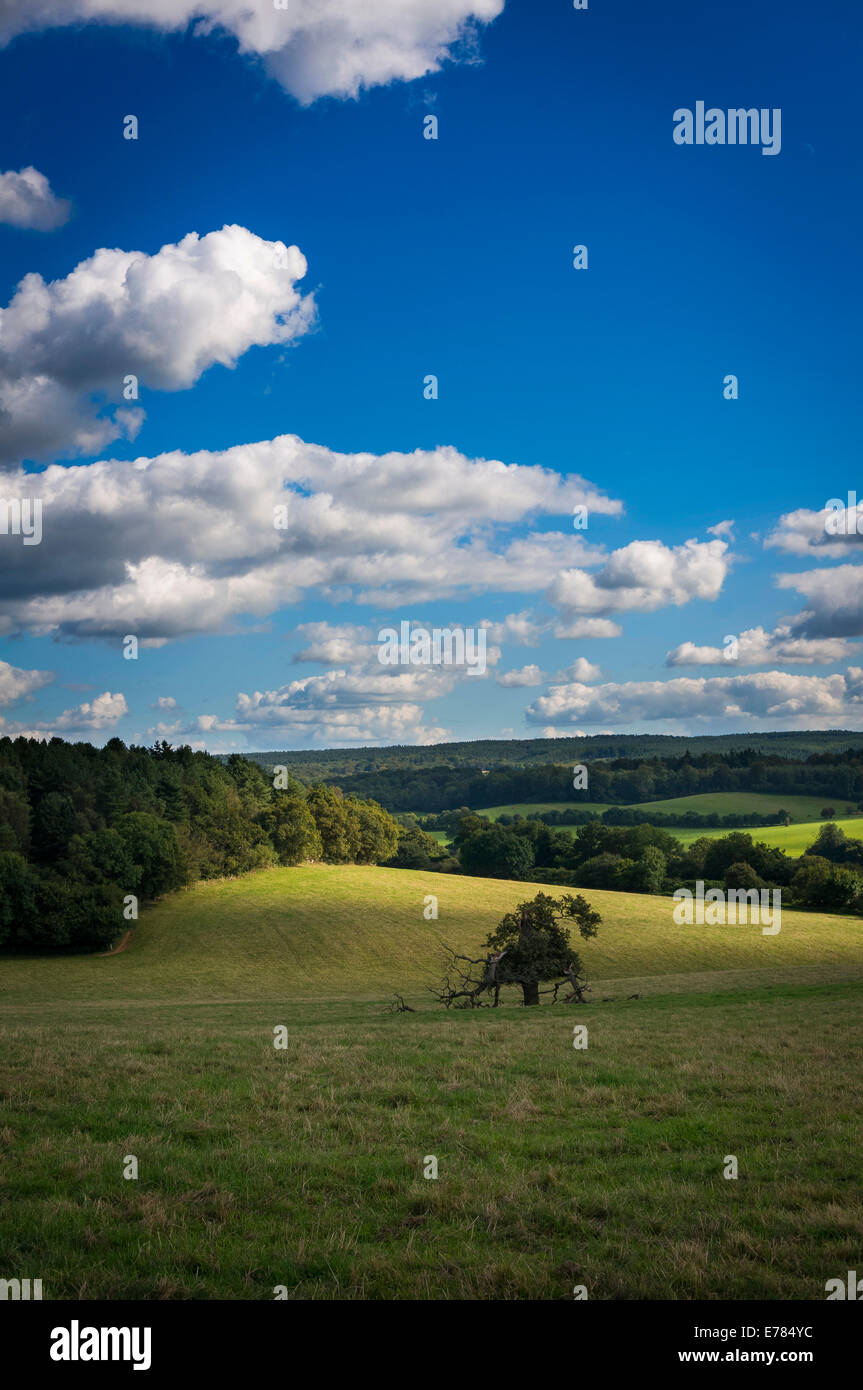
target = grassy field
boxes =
[672,817,863,852]
[2,864,862,1300]
[478,802,615,819]
[478,792,859,824]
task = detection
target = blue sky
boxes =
[1,0,862,749]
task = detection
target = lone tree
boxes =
[432,891,601,1009]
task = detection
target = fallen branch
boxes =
[382,993,416,1014]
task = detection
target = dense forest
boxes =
[260,747,863,815]
[235,730,863,781]
[0,737,401,952]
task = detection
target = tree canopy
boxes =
[0,736,401,952]
[433,891,601,1009]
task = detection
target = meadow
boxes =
[477,792,859,824]
[2,864,861,1299]
[470,793,863,858]
[671,817,863,851]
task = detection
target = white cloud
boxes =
[495,664,544,688]
[291,621,376,666]
[0,225,314,463]
[707,519,735,540]
[496,656,599,691]
[666,625,858,667]
[553,617,622,639]
[556,657,602,683]
[480,610,547,647]
[0,166,70,230]
[548,538,731,618]
[1,689,127,736]
[51,690,128,729]
[240,667,465,716]
[222,618,505,742]
[775,564,863,640]
[526,669,863,729]
[0,657,54,705]
[764,503,863,558]
[0,1,506,104]
[0,435,620,640]
[151,695,178,709]
[178,691,450,747]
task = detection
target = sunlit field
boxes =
[2,865,861,1299]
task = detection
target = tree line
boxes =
[390,812,863,913]
[300,747,863,814]
[239,729,863,782]
[0,737,400,952]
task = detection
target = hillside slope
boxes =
[2,864,861,1006]
[478,792,859,822]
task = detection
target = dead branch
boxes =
[382,993,415,1014]
[550,959,591,1004]
[428,945,508,1009]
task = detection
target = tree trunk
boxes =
[521,980,540,1007]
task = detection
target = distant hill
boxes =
[228,730,863,781]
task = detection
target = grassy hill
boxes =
[3,863,863,1007]
[478,792,858,824]
[672,816,863,852]
[478,801,615,819]
[2,864,862,1300]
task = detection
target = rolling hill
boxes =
[3,863,862,1007]
[477,792,858,823]
[3,863,862,1301]
[672,816,863,851]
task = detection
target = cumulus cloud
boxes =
[496,657,600,689]
[183,616,503,744]
[0,225,314,464]
[495,664,544,688]
[0,1,505,104]
[776,564,863,641]
[245,664,469,713]
[548,538,731,618]
[0,166,71,230]
[0,435,620,640]
[0,657,54,705]
[526,669,863,729]
[479,610,547,647]
[236,670,444,719]
[168,615,500,744]
[151,695,178,710]
[176,691,450,747]
[1,689,127,736]
[291,621,376,666]
[556,657,602,683]
[764,502,863,558]
[553,617,622,640]
[666,625,858,667]
[49,690,128,729]
[479,610,622,654]
[707,519,735,540]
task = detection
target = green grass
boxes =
[3,863,861,1006]
[671,817,863,852]
[478,802,615,819]
[2,864,862,1300]
[479,792,859,824]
